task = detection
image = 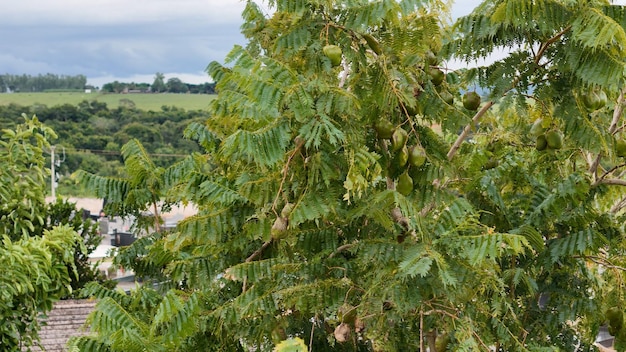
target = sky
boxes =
[0,0,582,88]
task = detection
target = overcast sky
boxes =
[0,0,593,88]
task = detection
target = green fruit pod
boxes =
[429,68,445,86]
[396,171,413,196]
[363,33,382,55]
[440,90,454,106]
[545,130,563,150]
[529,118,546,137]
[391,128,408,151]
[396,145,409,167]
[425,50,438,66]
[582,88,608,111]
[462,91,481,111]
[323,45,342,67]
[408,145,427,167]
[374,120,394,139]
[616,139,626,158]
[536,134,548,151]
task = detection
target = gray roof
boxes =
[27,299,96,352]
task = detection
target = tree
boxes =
[166,77,189,93]
[78,138,176,234]
[0,116,83,349]
[45,198,115,296]
[152,72,167,93]
[71,0,626,351]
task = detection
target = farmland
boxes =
[0,92,216,111]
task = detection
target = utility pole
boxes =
[50,145,56,198]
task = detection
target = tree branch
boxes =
[611,195,626,214]
[591,162,626,187]
[597,178,626,187]
[589,88,625,178]
[447,101,495,160]
[575,255,626,272]
[329,243,355,258]
[534,26,571,65]
[609,88,625,134]
[272,137,305,214]
[246,240,272,263]
[448,25,571,161]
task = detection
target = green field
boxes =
[0,92,216,111]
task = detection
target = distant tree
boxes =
[102,81,124,93]
[166,77,189,93]
[78,100,108,115]
[152,72,167,93]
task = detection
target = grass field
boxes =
[0,92,216,111]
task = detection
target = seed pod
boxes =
[396,145,409,167]
[440,90,454,105]
[545,130,563,150]
[462,91,481,111]
[616,139,626,157]
[334,323,351,343]
[397,171,413,196]
[408,145,427,167]
[323,45,342,67]
[374,120,394,139]
[536,134,547,151]
[271,217,288,240]
[281,203,295,218]
[363,33,382,55]
[429,68,445,86]
[391,128,408,151]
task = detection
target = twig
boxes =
[589,88,625,177]
[597,178,626,187]
[329,243,355,258]
[272,137,305,215]
[591,162,626,187]
[575,255,626,272]
[447,101,495,160]
[246,240,272,263]
[309,315,316,352]
[419,309,425,352]
[610,195,626,214]
[534,26,572,65]
[609,88,625,134]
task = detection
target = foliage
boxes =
[45,198,116,296]
[0,226,81,350]
[0,115,56,240]
[100,75,214,94]
[0,100,210,196]
[0,117,83,350]
[73,0,626,351]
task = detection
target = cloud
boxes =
[4,0,247,26]
[0,1,248,83]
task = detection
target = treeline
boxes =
[0,73,88,93]
[0,101,209,193]
[0,72,217,94]
[101,79,215,94]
